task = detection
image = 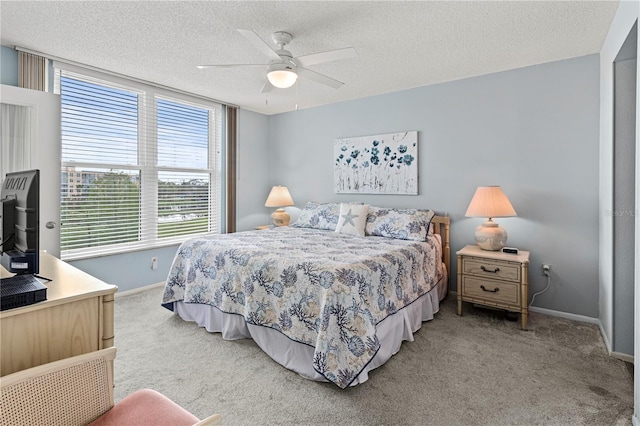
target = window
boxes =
[55,67,221,260]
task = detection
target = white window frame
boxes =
[54,62,222,260]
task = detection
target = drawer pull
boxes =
[480,265,500,273]
[480,285,499,293]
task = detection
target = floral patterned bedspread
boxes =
[162,226,443,388]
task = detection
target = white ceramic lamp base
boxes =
[474,219,508,251]
[271,208,291,227]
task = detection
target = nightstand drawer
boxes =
[461,276,520,306]
[462,257,520,283]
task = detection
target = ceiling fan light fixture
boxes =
[267,63,298,88]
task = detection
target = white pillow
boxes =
[335,203,369,237]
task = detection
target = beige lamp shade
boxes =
[265,186,294,207]
[265,186,294,226]
[465,186,517,218]
[465,186,517,251]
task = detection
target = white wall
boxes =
[267,55,601,318]
[598,1,639,424]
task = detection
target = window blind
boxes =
[55,68,221,260]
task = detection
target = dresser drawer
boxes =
[462,257,521,283]
[460,276,520,306]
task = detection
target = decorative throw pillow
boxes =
[365,207,435,241]
[291,201,342,230]
[335,203,369,237]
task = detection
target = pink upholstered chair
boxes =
[0,347,221,426]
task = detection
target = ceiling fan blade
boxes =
[295,47,357,68]
[297,67,344,89]
[197,64,266,69]
[260,80,272,93]
[237,29,282,62]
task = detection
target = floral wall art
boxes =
[334,131,418,194]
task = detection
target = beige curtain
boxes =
[18,51,46,91]
[225,106,238,233]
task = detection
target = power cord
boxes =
[34,274,53,282]
[0,233,14,248]
[530,271,551,307]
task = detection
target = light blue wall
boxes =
[236,109,271,231]
[1,43,603,317]
[69,245,180,292]
[267,54,601,318]
[1,46,19,86]
[613,55,636,355]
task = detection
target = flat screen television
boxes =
[1,169,39,275]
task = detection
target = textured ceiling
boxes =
[0,1,619,115]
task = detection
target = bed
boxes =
[162,203,450,388]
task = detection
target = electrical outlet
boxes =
[151,257,158,270]
[541,263,551,277]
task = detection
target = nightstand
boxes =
[456,245,530,329]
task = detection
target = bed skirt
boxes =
[171,271,447,386]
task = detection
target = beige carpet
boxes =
[113,286,633,425]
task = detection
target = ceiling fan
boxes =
[197,29,357,92]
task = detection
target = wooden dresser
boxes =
[1,252,117,376]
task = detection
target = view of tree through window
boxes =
[57,70,220,259]
[60,168,141,250]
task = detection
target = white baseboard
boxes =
[611,351,635,364]
[529,306,607,354]
[452,294,602,326]
[115,281,165,298]
[633,414,638,426]
[529,306,635,364]
[598,321,613,354]
[528,305,600,325]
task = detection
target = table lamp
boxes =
[465,186,517,251]
[265,185,294,226]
